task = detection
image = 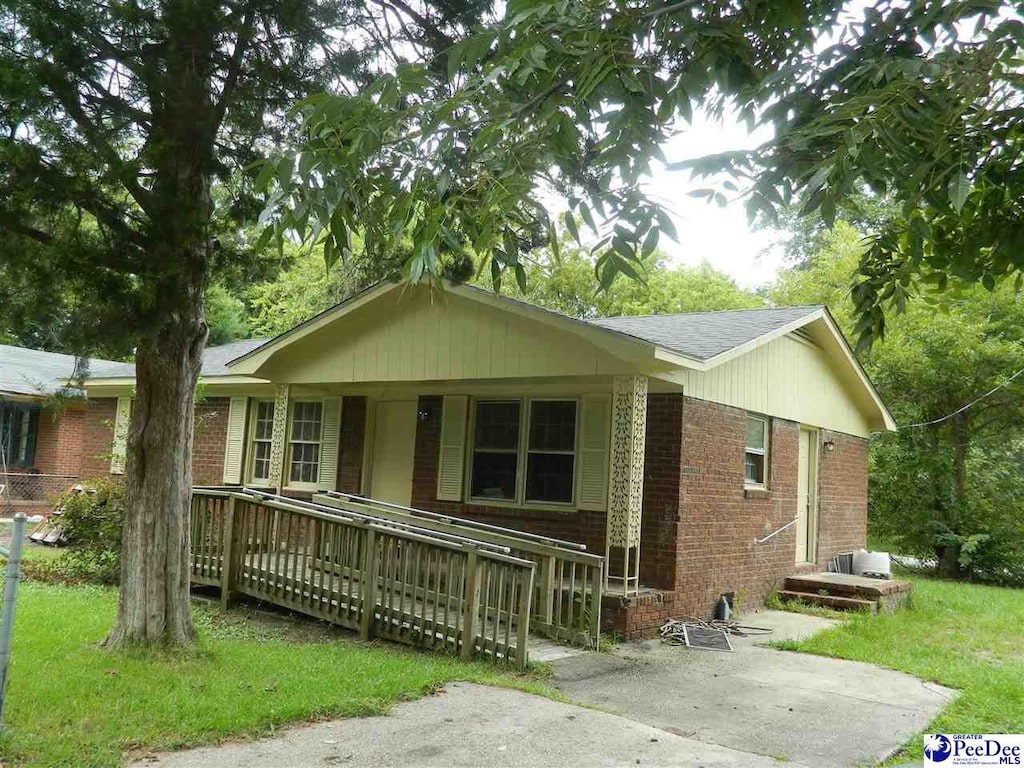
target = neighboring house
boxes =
[0,344,126,515]
[81,281,895,636]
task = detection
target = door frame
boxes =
[797,426,821,565]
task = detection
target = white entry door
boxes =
[369,400,418,506]
[795,427,819,564]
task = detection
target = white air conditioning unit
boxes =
[852,550,891,579]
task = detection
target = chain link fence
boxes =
[0,473,78,513]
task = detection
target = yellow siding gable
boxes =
[254,285,642,384]
[666,332,874,437]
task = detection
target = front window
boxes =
[288,401,323,485]
[250,401,275,483]
[744,414,769,486]
[469,398,578,506]
[470,400,520,501]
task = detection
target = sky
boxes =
[644,113,785,290]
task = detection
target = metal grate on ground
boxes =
[682,623,733,652]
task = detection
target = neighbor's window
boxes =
[0,405,38,467]
[744,414,769,486]
[469,398,578,506]
[288,401,323,485]
[250,400,275,483]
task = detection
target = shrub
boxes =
[29,478,125,585]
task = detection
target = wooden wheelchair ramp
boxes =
[190,489,604,667]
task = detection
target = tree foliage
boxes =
[265,0,836,293]
[731,1,1024,347]
[485,236,760,317]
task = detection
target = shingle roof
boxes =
[87,337,270,380]
[586,306,823,361]
[0,345,127,397]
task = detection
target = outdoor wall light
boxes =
[417,405,435,422]
[823,439,836,453]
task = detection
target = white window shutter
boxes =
[318,398,343,490]
[577,394,611,511]
[222,397,249,484]
[436,395,468,501]
[110,396,132,475]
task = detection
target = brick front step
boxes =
[776,590,878,613]
[780,571,912,614]
[784,572,912,599]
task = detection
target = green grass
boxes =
[0,581,553,767]
[777,576,1024,764]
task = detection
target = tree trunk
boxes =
[105,1,218,647]
[932,412,971,581]
[936,543,961,579]
[105,280,207,647]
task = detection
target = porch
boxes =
[227,374,658,604]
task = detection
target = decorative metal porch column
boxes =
[605,375,647,597]
[268,384,290,492]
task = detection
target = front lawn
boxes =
[781,575,1024,764]
[0,580,551,767]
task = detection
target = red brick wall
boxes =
[672,398,801,618]
[81,398,117,479]
[32,407,85,476]
[192,398,229,486]
[816,430,869,559]
[639,394,684,589]
[337,396,366,493]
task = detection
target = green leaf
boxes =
[641,227,659,258]
[565,213,580,244]
[948,170,970,213]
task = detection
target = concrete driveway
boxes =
[552,611,955,767]
[132,611,954,768]
[132,682,804,768]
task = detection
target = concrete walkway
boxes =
[132,611,955,768]
[552,611,955,767]
[131,682,804,768]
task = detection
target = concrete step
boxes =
[776,590,878,613]
[784,572,911,600]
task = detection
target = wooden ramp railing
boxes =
[190,489,536,667]
[312,490,604,649]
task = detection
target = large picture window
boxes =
[288,401,323,485]
[744,414,769,486]
[249,400,275,483]
[469,398,578,506]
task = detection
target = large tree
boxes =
[0,0,488,646]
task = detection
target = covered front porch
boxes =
[233,374,663,603]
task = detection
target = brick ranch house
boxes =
[31,281,896,635]
[0,344,128,517]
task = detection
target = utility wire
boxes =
[898,363,1024,430]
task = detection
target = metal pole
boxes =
[0,512,26,728]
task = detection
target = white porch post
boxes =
[606,375,647,597]
[268,384,290,492]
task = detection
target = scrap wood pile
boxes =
[27,484,90,546]
[660,618,774,652]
